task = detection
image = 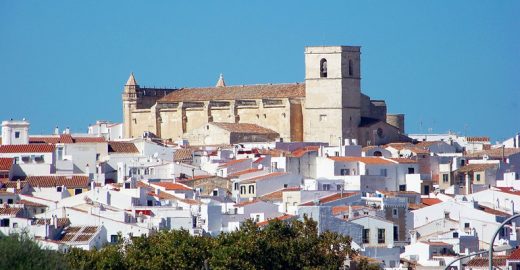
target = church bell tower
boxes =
[122,73,138,138]
[303,46,361,145]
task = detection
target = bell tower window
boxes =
[320,58,327,78]
[348,59,353,76]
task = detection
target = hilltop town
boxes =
[1,46,520,269]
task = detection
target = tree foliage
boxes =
[4,217,356,270]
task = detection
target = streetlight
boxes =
[489,213,520,269]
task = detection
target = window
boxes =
[378,229,386,244]
[335,151,339,157]
[213,190,218,196]
[337,184,343,191]
[399,185,406,191]
[392,208,398,217]
[320,58,327,78]
[380,169,387,177]
[56,186,63,192]
[323,184,330,191]
[147,200,153,206]
[408,167,415,174]
[476,174,481,181]
[15,131,20,138]
[362,229,370,244]
[348,59,353,76]
[13,222,18,228]
[393,226,398,241]
[255,215,260,222]
[234,183,239,190]
[464,222,470,229]
[0,219,9,227]
[319,114,327,122]
[240,186,246,194]
[373,151,382,157]
[442,174,449,183]
[460,159,465,166]
[110,234,120,243]
[75,188,83,195]
[453,232,459,238]
[7,199,13,204]
[248,185,255,194]
[0,199,2,204]
[57,147,64,161]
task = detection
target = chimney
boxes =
[64,127,70,134]
[16,179,21,190]
[54,126,59,135]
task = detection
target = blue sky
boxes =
[0,1,518,142]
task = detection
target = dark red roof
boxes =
[421,198,442,206]
[0,144,55,153]
[26,175,89,188]
[29,135,105,144]
[509,247,520,260]
[108,142,139,153]
[0,158,14,171]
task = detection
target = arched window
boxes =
[320,58,327,78]
[348,60,353,76]
[249,185,255,194]
[374,151,382,157]
[234,183,239,190]
[240,186,246,194]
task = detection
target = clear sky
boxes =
[0,1,518,142]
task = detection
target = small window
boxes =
[323,184,330,191]
[340,169,350,176]
[380,169,387,177]
[15,131,20,139]
[399,185,406,191]
[363,229,370,244]
[320,58,327,78]
[408,167,415,174]
[378,228,386,244]
[110,234,120,243]
[0,219,10,227]
[248,185,255,194]
[453,232,459,238]
[234,183,239,190]
[319,114,327,122]
[147,200,153,206]
[75,188,83,195]
[464,222,470,228]
[392,208,398,217]
[348,59,353,76]
[393,226,398,241]
[240,186,246,194]
[0,199,2,204]
[442,174,449,183]
[7,199,13,204]
[476,174,481,181]
[373,151,382,157]
[213,190,218,196]
[56,186,63,192]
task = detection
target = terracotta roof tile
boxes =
[466,137,490,142]
[300,192,359,206]
[0,207,23,216]
[457,163,497,173]
[466,256,507,267]
[421,198,442,206]
[256,214,295,227]
[241,172,288,184]
[29,135,105,144]
[508,247,520,260]
[158,83,305,102]
[34,218,70,227]
[211,123,279,135]
[228,168,262,178]
[152,182,192,191]
[18,199,46,207]
[26,175,89,188]
[328,156,394,165]
[291,146,320,158]
[108,142,139,153]
[0,144,55,153]
[259,187,301,202]
[173,148,193,163]
[0,158,14,171]
[234,199,264,207]
[465,148,520,159]
[218,158,251,168]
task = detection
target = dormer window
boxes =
[320,58,327,78]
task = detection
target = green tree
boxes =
[0,233,68,270]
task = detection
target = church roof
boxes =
[126,73,138,86]
[210,123,278,135]
[158,83,304,102]
[216,74,226,87]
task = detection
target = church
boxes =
[122,46,407,146]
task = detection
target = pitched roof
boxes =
[228,168,262,178]
[217,158,251,168]
[300,192,359,206]
[34,218,70,227]
[421,198,442,206]
[234,199,264,207]
[328,156,394,165]
[259,187,301,202]
[508,247,520,260]
[126,73,138,86]
[29,135,105,144]
[466,136,490,142]
[210,123,278,135]
[108,141,139,153]
[420,241,452,246]
[18,199,46,207]
[241,172,289,184]
[387,158,417,164]
[0,144,55,153]
[457,163,497,173]
[496,187,520,196]
[158,83,305,102]
[465,148,520,159]
[256,214,295,227]
[26,175,89,188]
[466,256,507,267]
[152,182,192,191]
[0,158,14,171]
[291,146,320,158]
[0,207,23,216]
[173,148,193,163]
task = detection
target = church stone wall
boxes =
[131,109,155,138]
